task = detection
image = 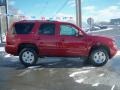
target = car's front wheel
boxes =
[19,48,38,67]
[90,48,109,66]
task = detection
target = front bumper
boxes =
[110,45,118,59]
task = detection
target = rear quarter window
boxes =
[14,23,34,34]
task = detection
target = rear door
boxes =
[37,22,59,56]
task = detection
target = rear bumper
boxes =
[5,45,18,55]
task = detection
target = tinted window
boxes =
[39,23,55,35]
[60,25,78,36]
[14,23,34,34]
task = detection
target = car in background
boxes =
[99,25,108,29]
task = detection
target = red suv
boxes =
[5,20,117,67]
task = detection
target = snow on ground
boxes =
[116,50,120,56]
[0,47,5,52]
[87,28,113,33]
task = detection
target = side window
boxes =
[39,23,55,35]
[14,23,34,34]
[60,25,78,36]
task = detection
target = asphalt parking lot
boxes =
[0,28,120,90]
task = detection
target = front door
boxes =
[59,24,87,57]
[37,23,59,56]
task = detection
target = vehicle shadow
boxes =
[0,55,91,70]
[36,58,89,68]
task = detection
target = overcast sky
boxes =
[9,0,120,22]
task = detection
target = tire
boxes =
[19,48,38,67]
[89,48,109,67]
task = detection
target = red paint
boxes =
[5,20,117,59]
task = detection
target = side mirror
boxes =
[78,31,84,36]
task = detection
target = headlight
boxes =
[112,40,117,48]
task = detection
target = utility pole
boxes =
[76,0,82,27]
[0,0,8,43]
[0,7,1,43]
[0,0,8,31]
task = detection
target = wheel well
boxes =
[89,45,110,58]
[18,43,39,55]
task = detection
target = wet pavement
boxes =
[0,29,120,90]
[0,48,120,90]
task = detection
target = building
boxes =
[110,18,120,25]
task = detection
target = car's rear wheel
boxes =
[89,48,109,66]
[19,48,38,67]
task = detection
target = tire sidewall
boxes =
[90,48,109,66]
[19,48,38,67]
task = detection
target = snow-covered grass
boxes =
[87,28,113,33]
[116,50,120,56]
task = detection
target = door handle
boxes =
[36,37,41,40]
[61,38,65,42]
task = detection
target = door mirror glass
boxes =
[78,31,84,36]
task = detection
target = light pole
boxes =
[5,0,8,31]
[76,0,82,27]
